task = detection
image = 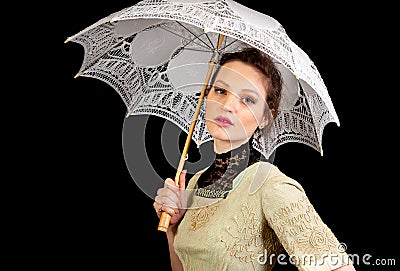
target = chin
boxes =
[206,122,229,140]
[208,127,248,145]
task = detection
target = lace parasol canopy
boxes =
[66,0,339,158]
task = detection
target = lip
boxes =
[214,116,233,127]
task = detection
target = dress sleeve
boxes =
[262,175,353,271]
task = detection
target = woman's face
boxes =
[205,60,270,151]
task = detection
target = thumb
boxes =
[178,169,187,189]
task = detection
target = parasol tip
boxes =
[64,37,72,44]
[74,71,83,78]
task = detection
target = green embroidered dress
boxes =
[173,142,352,271]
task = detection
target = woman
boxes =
[153,47,356,271]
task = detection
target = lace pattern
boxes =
[67,0,340,157]
[196,140,261,198]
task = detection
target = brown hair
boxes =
[213,47,282,118]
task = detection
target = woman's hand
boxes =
[154,170,187,226]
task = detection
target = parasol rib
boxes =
[157,33,225,233]
[160,24,213,51]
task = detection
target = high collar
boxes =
[196,139,261,198]
[214,140,252,165]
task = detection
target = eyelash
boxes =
[213,87,256,104]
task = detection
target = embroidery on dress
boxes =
[268,195,346,267]
[190,204,219,231]
[220,203,281,270]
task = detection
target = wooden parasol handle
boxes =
[157,34,225,232]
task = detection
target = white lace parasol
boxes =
[65,0,339,158]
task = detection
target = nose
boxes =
[222,92,238,112]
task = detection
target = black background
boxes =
[18,1,398,270]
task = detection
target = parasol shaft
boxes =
[158,33,225,232]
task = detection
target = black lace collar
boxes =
[195,139,261,198]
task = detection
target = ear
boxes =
[259,116,268,129]
[259,108,274,129]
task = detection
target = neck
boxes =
[213,138,250,154]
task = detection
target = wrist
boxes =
[167,223,178,236]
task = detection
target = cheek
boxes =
[240,106,265,125]
[232,111,258,136]
[205,98,218,116]
[242,115,259,132]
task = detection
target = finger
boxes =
[162,178,182,203]
[164,178,180,193]
[163,204,179,217]
[155,199,178,216]
[153,201,160,211]
[178,169,187,190]
[155,194,181,209]
[155,188,181,207]
[153,202,163,218]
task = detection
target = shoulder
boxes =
[249,162,316,223]
[244,162,311,217]
[245,161,305,197]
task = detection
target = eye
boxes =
[214,87,226,95]
[241,96,255,104]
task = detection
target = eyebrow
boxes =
[214,79,262,98]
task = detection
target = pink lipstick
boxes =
[214,116,233,127]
